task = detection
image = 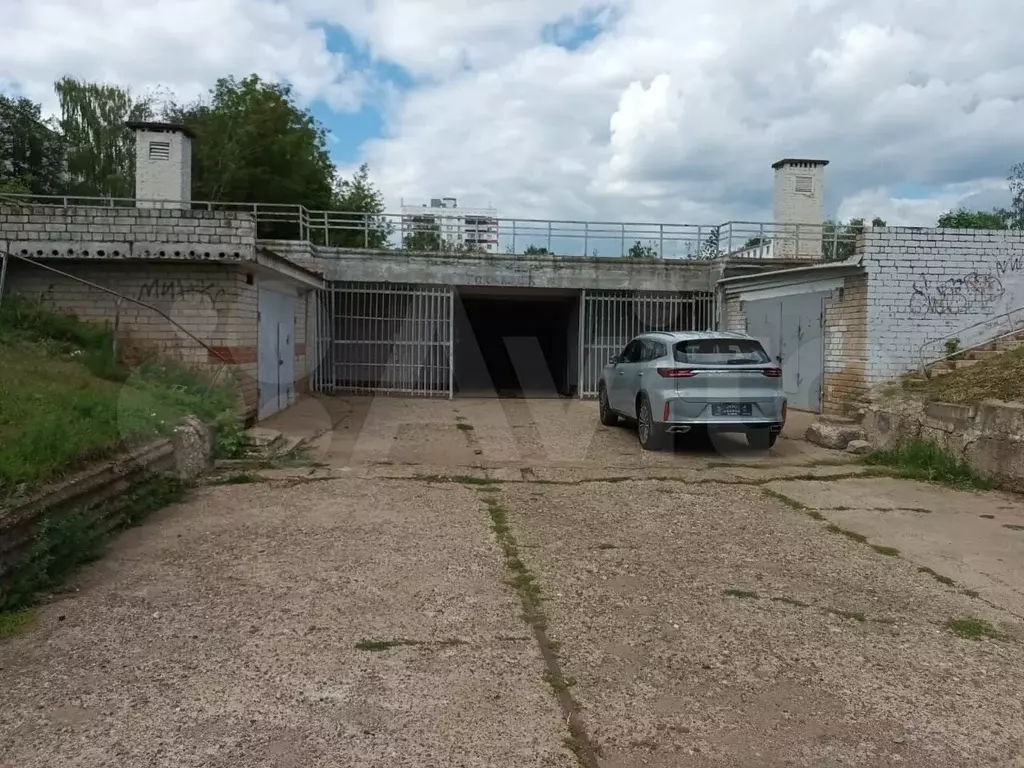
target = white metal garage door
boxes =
[579,290,715,397]
[257,287,296,420]
[326,282,453,397]
[743,294,825,412]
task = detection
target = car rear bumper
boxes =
[661,420,784,434]
[653,395,787,426]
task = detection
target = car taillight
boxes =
[657,368,696,378]
[761,367,782,378]
[663,402,670,421]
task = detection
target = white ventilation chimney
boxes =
[772,158,828,258]
[128,121,194,208]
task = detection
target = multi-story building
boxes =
[400,197,499,253]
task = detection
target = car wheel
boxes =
[598,384,619,426]
[746,428,778,450]
[637,396,664,451]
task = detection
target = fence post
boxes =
[364,212,370,248]
[0,250,9,311]
[659,224,664,259]
[511,220,517,254]
[547,221,552,253]
[583,222,589,258]
[621,223,626,258]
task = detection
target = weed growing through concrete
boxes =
[947,617,1002,640]
[825,524,868,544]
[918,566,956,586]
[455,475,498,486]
[596,543,617,550]
[0,607,38,639]
[771,596,810,608]
[724,588,760,599]
[962,589,980,598]
[1003,524,1024,531]
[980,514,995,519]
[456,422,475,432]
[475,485,502,494]
[806,510,826,521]
[762,488,807,510]
[210,472,261,485]
[478,489,598,768]
[871,544,901,557]
[863,441,995,490]
[355,638,467,651]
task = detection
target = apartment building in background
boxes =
[400,197,500,253]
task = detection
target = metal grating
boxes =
[579,290,715,397]
[326,282,453,397]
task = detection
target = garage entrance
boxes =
[454,288,579,398]
[744,293,825,412]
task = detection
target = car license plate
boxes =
[712,403,752,417]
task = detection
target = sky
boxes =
[2,0,1022,226]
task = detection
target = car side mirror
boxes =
[609,355,620,365]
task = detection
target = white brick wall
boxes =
[863,227,1024,384]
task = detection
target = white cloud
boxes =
[4,0,1024,227]
[355,0,1024,225]
[0,0,364,113]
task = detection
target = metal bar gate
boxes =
[312,281,453,397]
[579,289,715,397]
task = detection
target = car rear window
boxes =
[673,338,770,365]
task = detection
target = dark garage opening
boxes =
[455,288,579,398]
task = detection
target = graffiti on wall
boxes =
[909,272,1005,317]
[137,279,226,305]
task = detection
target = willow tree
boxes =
[55,76,153,198]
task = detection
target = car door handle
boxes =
[638,372,644,377]
[618,370,625,376]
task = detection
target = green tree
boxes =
[0,96,66,195]
[330,163,391,248]
[55,76,153,198]
[1008,162,1024,229]
[742,236,768,249]
[822,216,886,261]
[937,208,1011,229]
[167,75,334,209]
[403,218,443,251]
[524,245,551,255]
[695,226,721,260]
[627,240,658,259]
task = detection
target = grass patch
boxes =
[870,544,901,557]
[962,589,980,598]
[724,588,760,600]
[1003,524,1024,531]
[0,607,38,639]
[920,345,1024,404]
[831,609,866,622]
[455,422,474,432]
[0,474,185,612]
[762,488,807,510]
[543,669,577,692]
[947,617,1002,640]
[454,475,497,486]
[863,441,994,490]
[475,485,502,494]
[209,472,261,485]
[918,566,956,586]
[771,596,810,608]
[825,524,868,544]
[596,543,618,550]
[806,510,826,521]
[355,638,423,651]
[0,298,243,499]
[980,514,995,519]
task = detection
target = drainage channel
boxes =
[472,483,600,767]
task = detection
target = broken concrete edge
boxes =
[804,420,866,451]
[0,415,213,586]
[861,396,1024,492]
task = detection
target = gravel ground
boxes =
[3,396,1023,767]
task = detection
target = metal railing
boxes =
[917,306,1024,374]
[0,193,860,260]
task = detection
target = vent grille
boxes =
[149,141,170,161]
[794,175,813,193]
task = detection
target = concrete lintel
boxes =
[309,247,716,292]
[253,247,325,290]
[7,240,255,263]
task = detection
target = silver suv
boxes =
[598,331,787,451]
